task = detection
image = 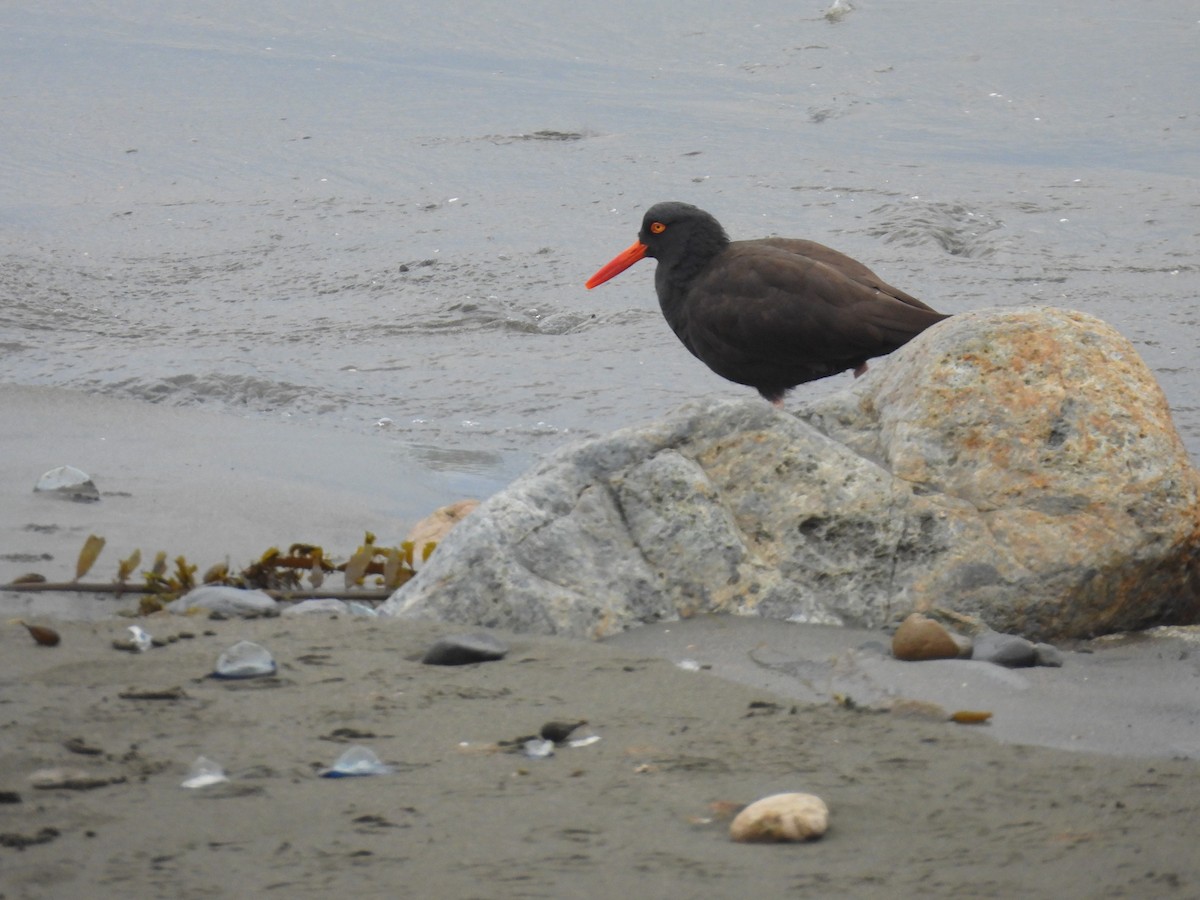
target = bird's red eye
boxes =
[649,221,666,234]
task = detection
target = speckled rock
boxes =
[804,306,1200,639]
[381,307,1200,641]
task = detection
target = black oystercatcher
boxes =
[585,201,949,405]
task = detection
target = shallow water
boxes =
[2,1,1197,503]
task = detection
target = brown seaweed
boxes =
[2,530,436,613]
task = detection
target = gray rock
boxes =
[33,465,99,502]
[381,308,1200,641]
[421,632,509,666]
[971,630,1038,668]
[281,598,351,617]
[167,586,278,617]
[1033,643,1065,668]
[280,598,377,618]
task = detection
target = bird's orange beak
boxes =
[585,241,648,289]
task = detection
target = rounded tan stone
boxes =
[405,499,480,551]
[892,612,963,661]
[729,792,829,843]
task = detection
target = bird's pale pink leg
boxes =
[853,362,869,378]
[772,397,785,409]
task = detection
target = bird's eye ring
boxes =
[649,221,666,234]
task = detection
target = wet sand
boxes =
[3,614,1198,899]
[0,383,462,620]
[608,617,1200,760]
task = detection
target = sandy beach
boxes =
[0,383,466,621]
[4,386,1200,898]
[3,613,1198,899]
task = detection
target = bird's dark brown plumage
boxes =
[586,201,949,404]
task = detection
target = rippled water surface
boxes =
[2,1,1197,497]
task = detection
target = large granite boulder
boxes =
[381,307,1200,640]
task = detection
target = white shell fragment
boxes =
[729,792,830,843]
[522,738,555,759]
[181,756,229,789]
[34,465,99,502]
[127,625,153,653]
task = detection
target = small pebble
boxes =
[730,792,829,843]
[1033,642,1064,667]
[892,613,966,661]
[33,465,99,502]
[127,626,153,653]
[522,739,555,760]
[21,623,60,647]
[421,633,509,666]
[972,630,1037,667]
[63,737,103,756]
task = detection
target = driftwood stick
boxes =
[0,581,394,603]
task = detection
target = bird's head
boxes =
[586,201,729,289]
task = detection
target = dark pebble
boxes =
[63,737,104,756]
[421,633,509,666]
[0,826,59,849]
[971,630,1038,668]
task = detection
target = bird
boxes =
[585,201,949,405]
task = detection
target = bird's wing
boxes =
[755,238,938,312]
[684,243,945,370]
